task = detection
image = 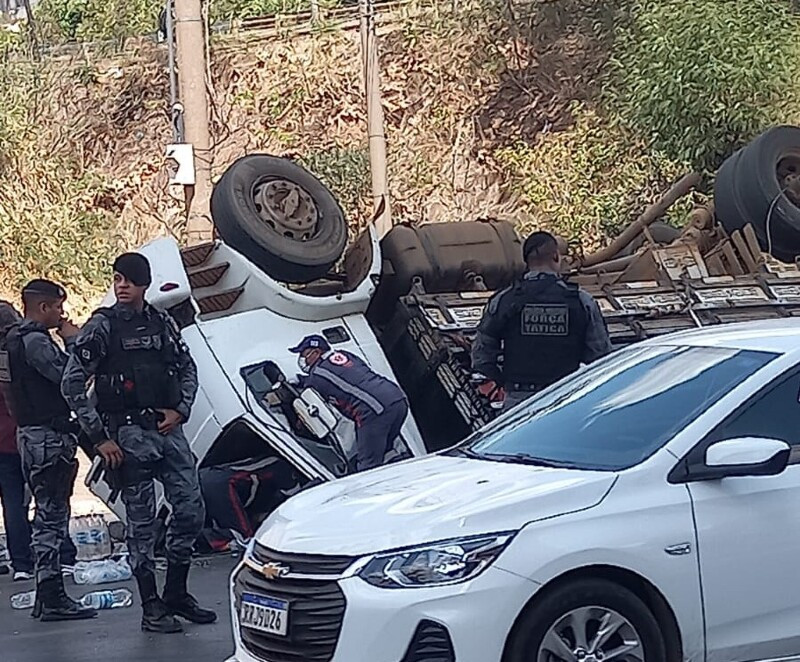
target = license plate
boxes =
[239,592,289,637]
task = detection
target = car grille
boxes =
[251,542,356,576]
[234,554,349,662]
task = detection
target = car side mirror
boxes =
[669,437,791,484]
[706,437,790,469]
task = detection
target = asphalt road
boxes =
[0,555,238,662]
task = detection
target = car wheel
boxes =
[211,154,348,284]
[505,579,667,662]
[714,126,800,263]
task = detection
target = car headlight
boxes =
[358,532,515,589]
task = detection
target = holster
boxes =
[40,456,79,502]
[49,417,80,435]
[105,458,155,491]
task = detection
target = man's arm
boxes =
[22,333,72,386]
[470,292,507,384]
[162,312,198,422]
[61,314,112,446]
[579,290,613,364]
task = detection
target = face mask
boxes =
[298,355,311,374]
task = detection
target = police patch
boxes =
[76,339,100,366]
[521,304,569,336]
[329,352,350,366]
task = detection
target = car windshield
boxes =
[455,344,777,471]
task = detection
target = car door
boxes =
[680,368,800,662]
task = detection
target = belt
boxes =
[104,409,160,432]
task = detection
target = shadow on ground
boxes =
[0,555,237,662]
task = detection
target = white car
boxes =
[228,318,800,662]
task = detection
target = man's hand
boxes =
[57,319,81,340]
[157,409,184,435]
[96,440,124,470]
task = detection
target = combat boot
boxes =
[135,569,182,634]
[37,576,97,622]
[163,562,217,624]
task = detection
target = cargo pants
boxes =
[116,424,205,574]
[17,427,79,582]
[355,399,409,472]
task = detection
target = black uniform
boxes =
[472,272,612,410]
[62,301,215,631]
[5,321,77,583]
[2,315,96,621]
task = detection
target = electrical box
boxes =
[166,143,195,186]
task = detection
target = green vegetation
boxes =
[2,0,800,305]
[300,147,371,227]
[496,104,690,243]
[34,0,339,43]
[36,0,160,42]
[0,60,121,313]
[606,0,800,170]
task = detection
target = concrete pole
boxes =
[175,0,214,244]
[359,0,392,237]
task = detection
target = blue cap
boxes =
[289,334,330,354]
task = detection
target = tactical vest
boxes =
[94,308,181,414]
[2,325,71,426]
[497,275,588,388]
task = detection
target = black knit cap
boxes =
[113,252,152,287]
[22,279,66,300]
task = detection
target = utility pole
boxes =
[21,0,39,58]
[359,0,392,237]
[174,0,214,244]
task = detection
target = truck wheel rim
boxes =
[537,606,644,662]
[253,178,318,240]
[777,151,800,208]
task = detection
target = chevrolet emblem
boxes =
[260,562,290,580]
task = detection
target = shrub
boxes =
[495,103,691,246]
[606,0,800,170]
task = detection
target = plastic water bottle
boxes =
[11,589,36,610]
[79,588,133,610]
[73,557,133,585]
[70,515,112,561]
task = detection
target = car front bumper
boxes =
[226,558,538,662]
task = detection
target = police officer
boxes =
[3,280,96,621]
[62,253,216,634]
[290,335,409,472]
[472,231,612,411]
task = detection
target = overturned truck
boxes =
[88,127,800,524]
[366,127,800,449]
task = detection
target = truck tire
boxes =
[211,155,348,283]
[714,126,800,263]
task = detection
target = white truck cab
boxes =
[87,227,426,523]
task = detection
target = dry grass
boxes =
[0,0,692,314]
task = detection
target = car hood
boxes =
[256,454,616,556]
